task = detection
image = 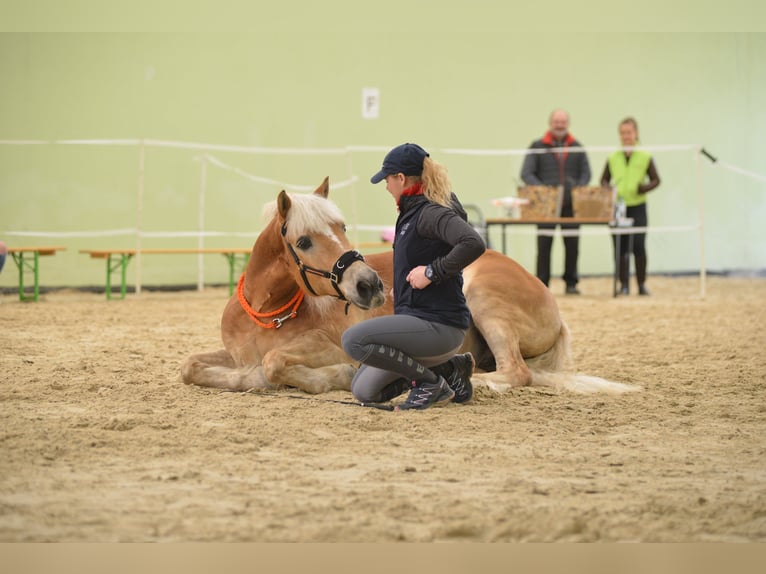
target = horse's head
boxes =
[268,177,386,310]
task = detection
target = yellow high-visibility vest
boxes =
[607,150,652,207]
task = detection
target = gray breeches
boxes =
[341,314,465,403]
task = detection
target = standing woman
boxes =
[601,118,661,295]
[341,143,485,410]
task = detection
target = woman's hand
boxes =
[406,265,432,290]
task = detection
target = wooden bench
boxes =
[80,242,392,300]
[80,248,252,300]
[7,246,67,302]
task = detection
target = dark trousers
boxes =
[613,203,648,287]
[341,314,464,403]
[536,203,579,287]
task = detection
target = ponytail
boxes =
[420,157,452,207]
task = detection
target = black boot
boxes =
[445,353,475,403]
[636,255,650,295]
[431,353,475,403]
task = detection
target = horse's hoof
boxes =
[485,381,512,393]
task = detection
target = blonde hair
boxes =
[406,156,452,207]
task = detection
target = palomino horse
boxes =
[181,178,636,395]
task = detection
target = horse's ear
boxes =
[314,176,330,199]
[277,190,291,221]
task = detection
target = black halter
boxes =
[281,222,365,301]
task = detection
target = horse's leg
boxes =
[469,323,533,393]
[463,252,565,393]
[462,287,534,393]
[261,330,356,394]
[180,349,275,392]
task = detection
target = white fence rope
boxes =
[2,139,764,184]
[5,228,138,238]
[503,224,700,238]
[0,139,705,155]
[202,153,359,191]
[3,229,261,239]
[3,139,763,183]
[3,138,763,297]
[3,224,700,240]
[716,161,766,184]
[441,143,701,156]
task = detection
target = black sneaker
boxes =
[565,285,581,295]
[446,353,474,404]
[394,376,454,411]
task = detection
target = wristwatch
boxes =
[424,264,436,282]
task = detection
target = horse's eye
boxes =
[342,224,347,233]
[296,236,312,250]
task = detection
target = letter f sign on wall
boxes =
[362,87,380,119]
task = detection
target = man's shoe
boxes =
[638,284,651,296]
[565,285,581,295]
[619,285,629,295]
[446,353,474,404]
[395,376,454,411]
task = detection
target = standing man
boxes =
[520,109,591,294]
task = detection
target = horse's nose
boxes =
[356,276,385,307]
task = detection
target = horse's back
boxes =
[363,247,561,339]
[463,249,562,358]
[466,249,554,307]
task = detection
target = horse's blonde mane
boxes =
[262,192,345,239]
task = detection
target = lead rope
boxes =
[236,273,304,329]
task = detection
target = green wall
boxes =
[1,7,765,289]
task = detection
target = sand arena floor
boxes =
[1,275,764,542]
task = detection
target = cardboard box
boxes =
[517,186,562,220]
[572,186,615,219]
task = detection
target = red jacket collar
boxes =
[542,131,575,146]
[396,182,423,208]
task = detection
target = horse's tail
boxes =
[528,322,641,394]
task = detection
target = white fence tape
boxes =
[531,224,700,238]
[716,161,766,184]
[5,228,137,238]
[4,229,261,239]
[202,154,358,191]
[1,138,762,299]
[1,138,764,183]
[4,224,698,240]
[441,144,701,156]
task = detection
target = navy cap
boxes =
[370,143,430,184]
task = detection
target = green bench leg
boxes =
[223,253,250,295]
[11,251,41,302]
[105,254,132,300]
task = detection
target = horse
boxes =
[181,177,637,396]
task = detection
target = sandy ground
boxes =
[1,275,764,542]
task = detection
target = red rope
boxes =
[236,273,304,329]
